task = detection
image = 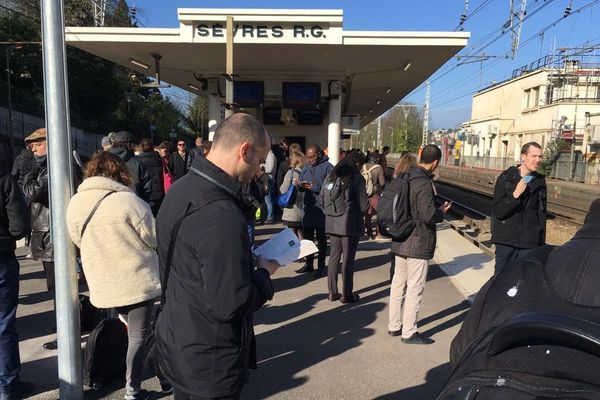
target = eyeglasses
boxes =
[177,143,185,147]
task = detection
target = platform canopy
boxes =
[66,8,469,128]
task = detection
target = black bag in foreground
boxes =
[438,246,600,400]
[437,313,600,400]
[376,172,415,240]
[84,317,128,390]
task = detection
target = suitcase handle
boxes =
[488,312,600,359]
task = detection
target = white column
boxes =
[328,93,342,165]
[208,94,220,141]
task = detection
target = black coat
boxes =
[155,156,274,398]
[0,167,29,258]
[172,151,194,180]
[298,156,333,228]
[491,166,547,248]
[450,206,600,388]
[320,171,369,238]
[136,151,165,213]
[108,147,152,201]
[391,165,443,260]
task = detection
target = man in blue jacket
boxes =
[296,144,333,278]
[0,162,31,400]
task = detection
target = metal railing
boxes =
[444,155,600,184]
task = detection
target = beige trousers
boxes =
[388,256,429,338]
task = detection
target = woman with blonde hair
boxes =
[66,151,170,399]
[279,151,305,239]
[393,153,418,178]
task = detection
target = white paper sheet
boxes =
[253,228,319,266]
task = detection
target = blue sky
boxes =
[133,0,600,129]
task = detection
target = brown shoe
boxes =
[328,293,341,302]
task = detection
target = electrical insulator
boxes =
[564,6,572,17]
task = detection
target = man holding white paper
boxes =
[155,114,279,400]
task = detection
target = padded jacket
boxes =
[390,165,444,260]
[298,156,333,228]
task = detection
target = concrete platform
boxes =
[16,223,493,399]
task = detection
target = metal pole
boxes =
[5,46,15,163]
[225,16,234,119]
[40,0,83,398]
[376,116,381,151]
[328,93,342,165]
[570,96,578,180]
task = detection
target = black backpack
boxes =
[322,177,346,217]
[79,294,103,333]
[438,246,600,400]
[84,317,128,390]
[376,172,416,240]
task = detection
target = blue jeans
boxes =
[263,178,274,221]
[0,258,20,393]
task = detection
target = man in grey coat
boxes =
[387,145,451,344]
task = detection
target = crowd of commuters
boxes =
[3,110,595,400]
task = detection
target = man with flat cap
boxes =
[108,130,151,201]
[21,128,57,350]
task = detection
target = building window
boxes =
[523,89,531,110]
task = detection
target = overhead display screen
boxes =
[282,82,321,109]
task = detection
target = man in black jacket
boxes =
[491,142,546,275]
[108,131,152,201]
[172,139,194,180]
[387,145,451,345]
[0,163,31,400]
[155,113,279,400]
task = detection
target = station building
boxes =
[460,51,600,165]
[65,8,468,164]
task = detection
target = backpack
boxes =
[361,164,379,197]
[79,294,103,333]
[84,317,128,390]
[376,172,415,240]
[322,176,346,217]
[438,246,600,400]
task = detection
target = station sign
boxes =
[178,9,344,45]
[196,23,329,41]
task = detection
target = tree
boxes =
[182,94,209,138]
[539,138,568,177]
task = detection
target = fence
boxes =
[445,155,600,184]
[0,107,102,161]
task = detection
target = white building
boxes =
[461,51,600,162]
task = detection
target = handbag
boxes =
[277,170,298,208]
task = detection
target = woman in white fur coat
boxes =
[66,151,167,400]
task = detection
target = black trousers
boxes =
[327,235,359,298]
[174,388,240,400]
[302,226,327,269]
[494,244,535,275]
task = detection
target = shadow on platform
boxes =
[373,363,450,399]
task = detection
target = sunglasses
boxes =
[177,143,185,146]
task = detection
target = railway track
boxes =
[437,176,586,227]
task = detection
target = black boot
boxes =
[295,263,314,273]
